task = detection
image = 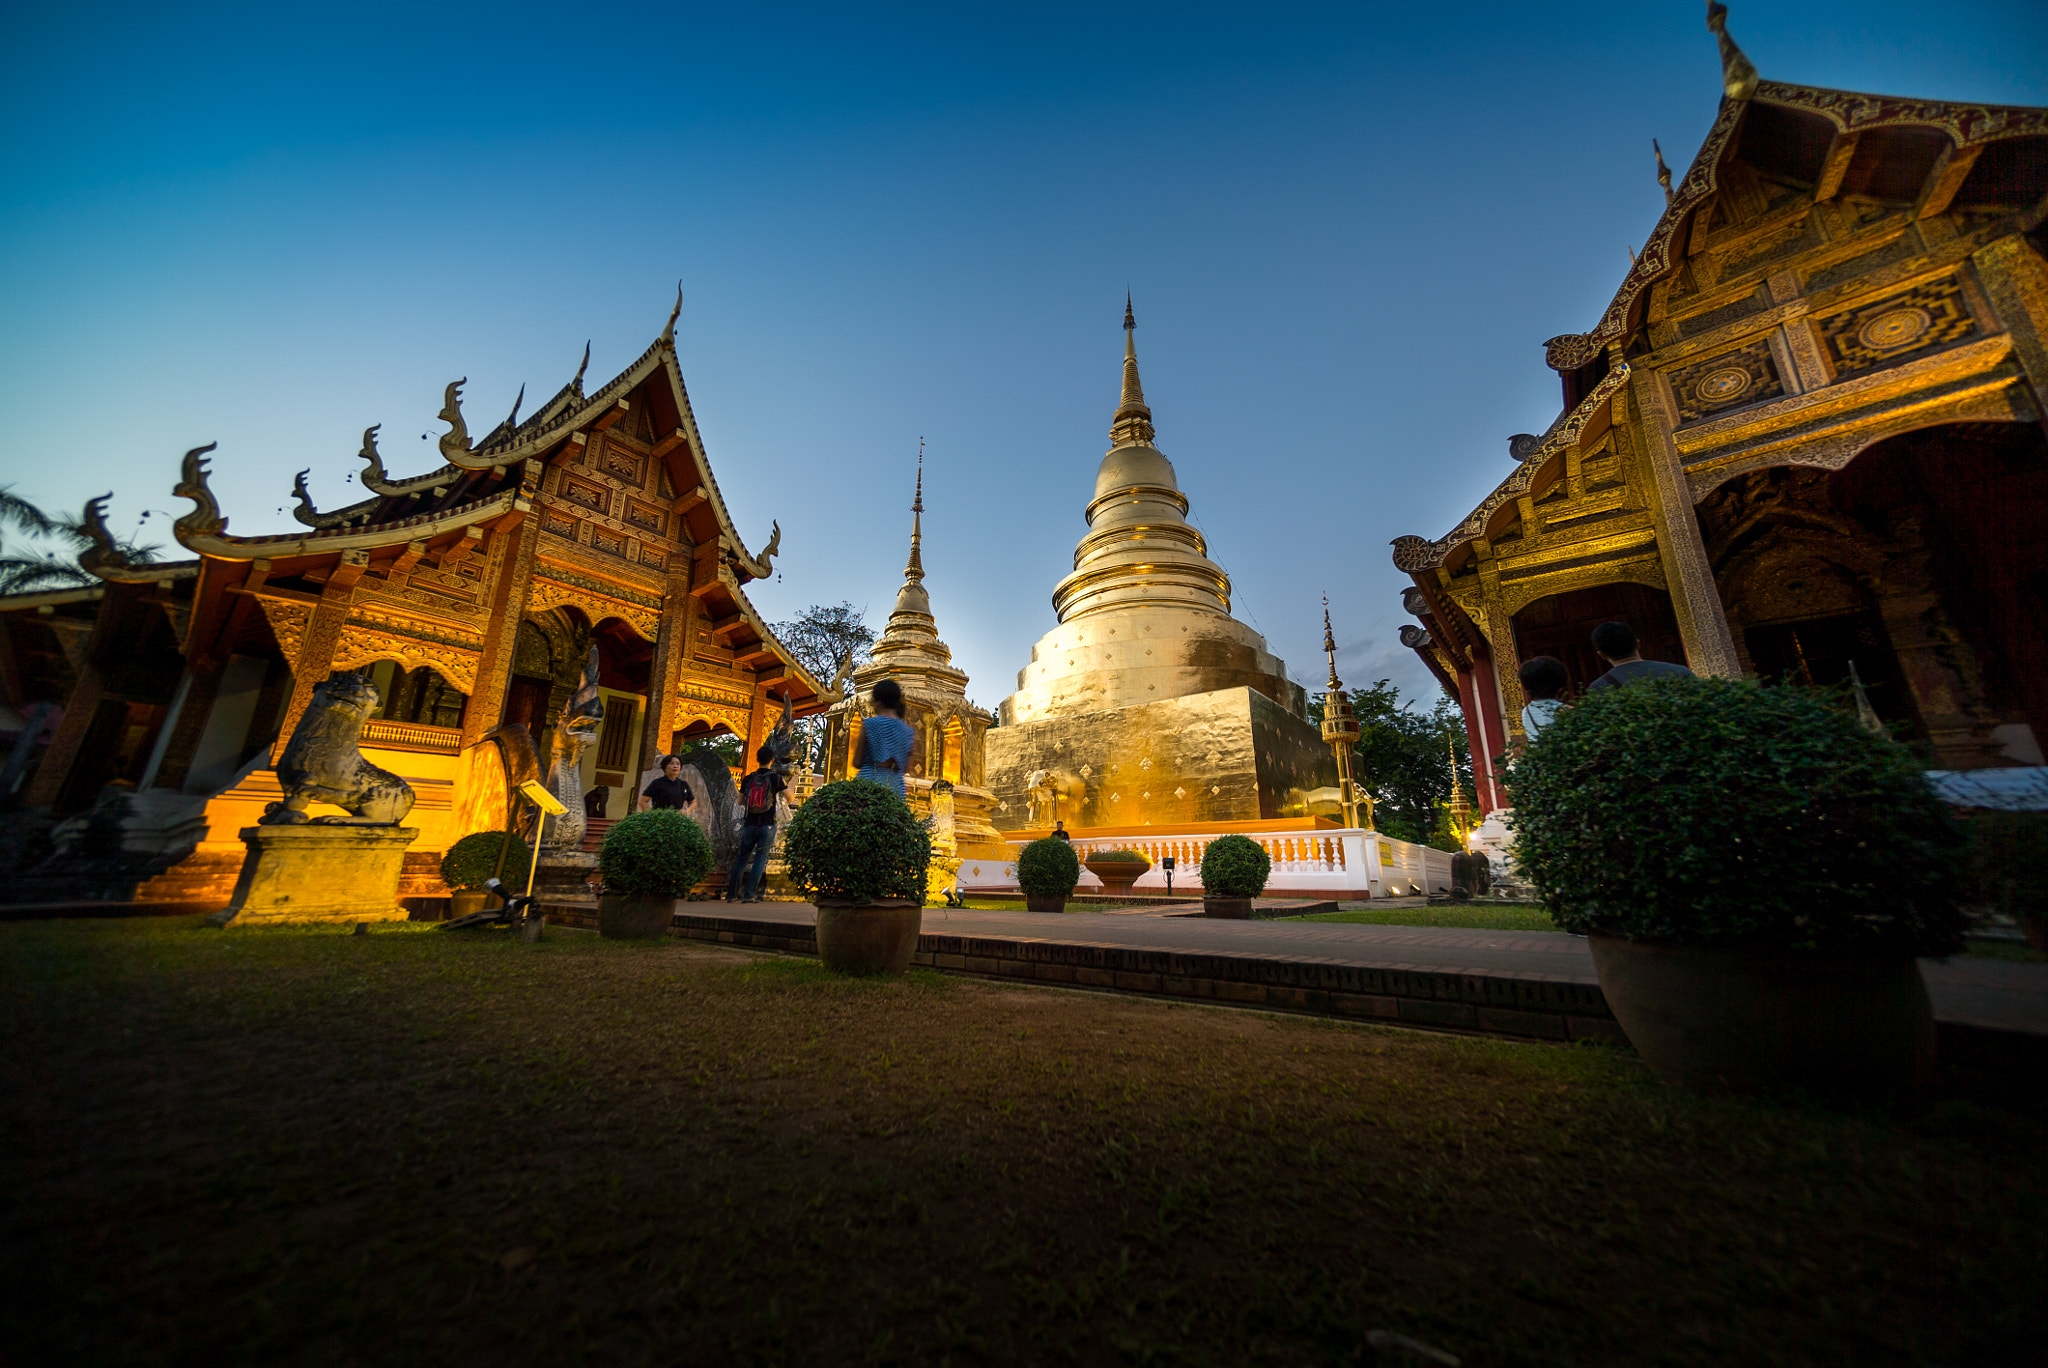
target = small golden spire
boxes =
[1654,139,1675,206]
[1706,2,1759,102]
[904,439,925,583]
[1110,295,1156,447]
[1322,593,1342,692]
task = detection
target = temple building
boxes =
[1394,8,2048,813]
[1,297,834,904]
[983,303,1337,831]
[816,458,1004,855]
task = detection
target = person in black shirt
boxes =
[1586,621,1695,692]
[726,744,788,903]
[640,755,695,812]
[1051,820,1071,843]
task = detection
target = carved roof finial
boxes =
[660,282,682,346]
[171,442,225,547]
[1654,138,1675,206]
[1706,2,1759,102]
[1110,296,1155,447]
[438,379,471,464]
[573,340,591,394]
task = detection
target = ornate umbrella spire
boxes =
[1110,294,1155,447]
[905,438,925,583]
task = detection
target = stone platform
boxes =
[657,903,2048,1045]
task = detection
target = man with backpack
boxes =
[724,744,787,904]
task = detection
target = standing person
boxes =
[1586,622,1695,692]
[852,679,920,799]
[1518,656,1571,741]
[1051,820,1071,843]
[725,744,787,904]
[639,755,695,812]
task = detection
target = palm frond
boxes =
[0,554,95,596]
[0,487,65,541]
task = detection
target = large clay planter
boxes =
[1204,897,1255,919]
[1587,932,1935,1095]
[598,893,678,940]
[1025,894,1069,914]
[1083,857,1152,898]
[815,899,923,975]
[448,889,490,921]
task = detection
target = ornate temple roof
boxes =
[1389,2,2048,577]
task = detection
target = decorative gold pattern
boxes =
[559,475,610,515]
[1818,276,1977,377]
[331,622,480,695]
[1672,339,1784,423]
[258,597,311,664]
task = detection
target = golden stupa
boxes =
[984,302,1335,832]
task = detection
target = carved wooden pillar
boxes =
[460,505,542,752]
[1973,235,2048,415]
[1630,370,1743,677]
[639,568,695,775]
[1473,554,1525,740]
[272,594,352,767]
[1878,529,2006,769]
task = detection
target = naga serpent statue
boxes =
[540,646,605,852]
[262,672,417,825]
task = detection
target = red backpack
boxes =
[741,770,777,817]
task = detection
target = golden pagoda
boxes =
[818,453,1003,852]
[984,302,1336,831]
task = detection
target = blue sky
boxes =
[4,1,2043,712]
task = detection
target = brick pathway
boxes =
[683,903,2047,1039]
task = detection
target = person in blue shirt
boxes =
[1586,622,1695,692]
[853,679,920,800]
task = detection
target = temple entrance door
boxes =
[1509,582,1684,699]
[588,617,655,816]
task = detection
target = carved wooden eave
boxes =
[1389,362,1632,573]
[1543,82,2048,375]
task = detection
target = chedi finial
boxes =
[1110,297,1155,448]
[1654,138,1675,206]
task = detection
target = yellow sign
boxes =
[516,779,566,816]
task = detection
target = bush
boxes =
[1086,848,1148,862]
[440,830,532,891]
[1509,676,1964,954]
[1962,812,2048,920]
[1017,838,1080,898]
[600,810,714,897]
[1200,834,1271,899]
[782,780,931,905]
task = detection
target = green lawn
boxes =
[1283,903,1561,932]
[2,916,2041,1366]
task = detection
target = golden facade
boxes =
[986,303,1336,830]
[10,297,834,901]
[1394,10,2048,798]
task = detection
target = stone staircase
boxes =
[581,818,614,854]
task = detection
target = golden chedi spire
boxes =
[862,441,968,700]
[1706,2,1759,102]
[1109,294,1155,447]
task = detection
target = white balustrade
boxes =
[955,828,1455,900]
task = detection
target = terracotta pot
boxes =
[1083,857,1152,897]
[815,900,923,975]
[1204,897,1255,920]
[1024,894,1069,914]
[1586,932,1935,1095]
[448,889,490,921]
[598,893,678,940]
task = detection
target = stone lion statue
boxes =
[262,672,416,826]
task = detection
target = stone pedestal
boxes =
[214,825,418,926]
[532,851,601,916]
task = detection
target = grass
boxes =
[3,916,2042,1367]
[1283,904,1560,932]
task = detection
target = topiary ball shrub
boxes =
[600,810,714,898]
[783,780,931,905]
[1018,837,1081,898]
[440,830,533,891]
[1200,834,1271,899]
[1509,676,1964,954]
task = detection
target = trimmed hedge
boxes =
[783,780,931,905]
[599,810,714,898]
[1017,838,1081,898]
[1508,676,1964,954]
[1086,848,1148,862]
[1200,834,1271,899]
[440,830,532,891]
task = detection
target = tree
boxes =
[768,602,877,772]
[1307,678,1471,848]
[0,487,161,595]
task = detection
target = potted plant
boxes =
[1082,847,1153,898]
[597,809,713,939]
[1017,837,1081,913]
[1199,834,1270,918]
[783,780,932,974]
[1511,676,1965,1095]
[439,830,532,920]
